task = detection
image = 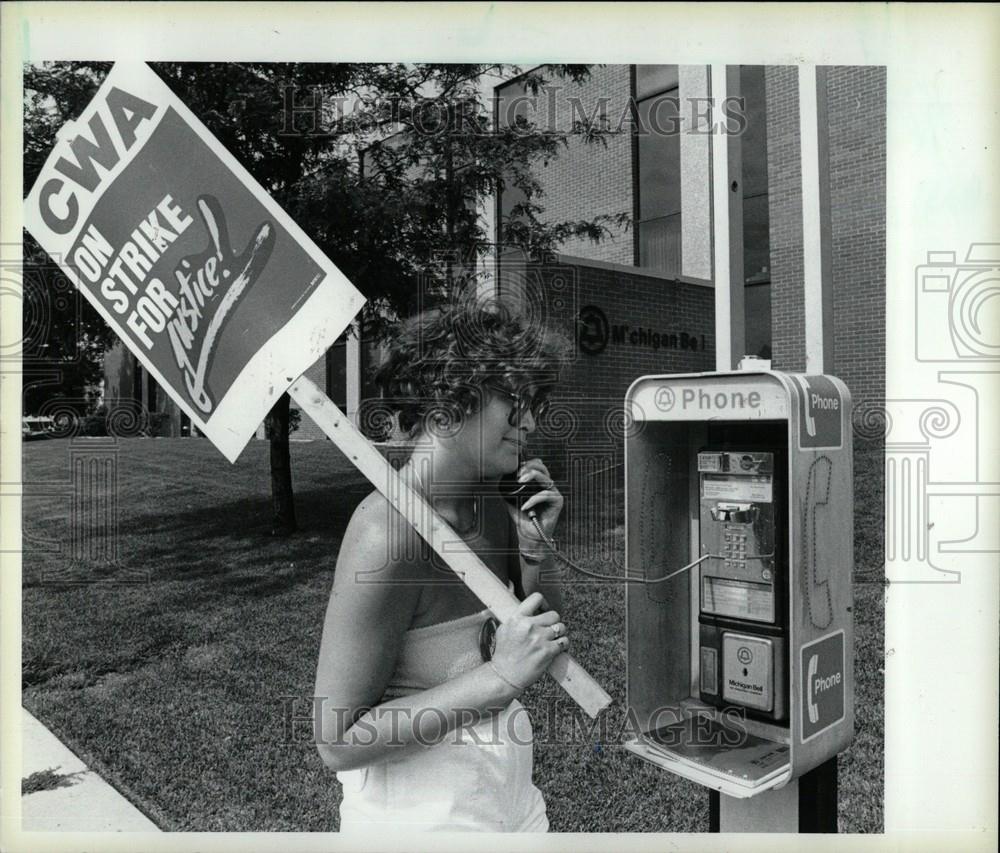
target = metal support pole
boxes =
[710,64,745,371]
[800,64,834,374]
[680,65,713,282]
[710,759,838,832]
[707,64,840,835]
[345,320,361,425]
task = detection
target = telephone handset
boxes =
[498,456,547,515]
[498,454,543,603]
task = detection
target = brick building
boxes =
[103,64,885,471]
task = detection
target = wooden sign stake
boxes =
[289,376,613,719]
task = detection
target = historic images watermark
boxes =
[278,82,751,140]
[282,694,753,751]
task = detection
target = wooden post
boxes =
[288,375,612,718]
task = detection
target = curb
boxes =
[20,707,161,832]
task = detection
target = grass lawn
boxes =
[21,437,884,832]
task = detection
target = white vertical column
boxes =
[478,71,500,299]
[477,193,498,299]
[710,64,745,371]
[680,65,713,282]
[716,64,800,833]
[799,65,833,375]
[346,320,361,424]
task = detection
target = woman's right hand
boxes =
[489,592,569,691]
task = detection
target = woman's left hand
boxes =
[506,457,563,556]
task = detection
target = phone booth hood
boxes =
[622,370,855,798]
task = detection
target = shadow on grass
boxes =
[26,482,374,597]
[131,483,371,551]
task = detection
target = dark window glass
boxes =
[636,64,679,99]
[635,65,681,276]
[637,94,681,219]
[739,66,770,199]
[326,333,348,412]
[132,361,143,403]
[740,65,771,356]
[495,78,531,241]
[638,215,682,275]
[146,371,157,412]
[743,194,771,285]
[361,332,383,402]
[745,284,772,360]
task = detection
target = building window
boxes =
[145,370,158,413]
[494,75,531,256]
[740,65,772,359]
[634,65,682,276]
[326,330,348,412]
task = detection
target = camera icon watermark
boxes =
[0,249,82,370]
[915,244,1000,362]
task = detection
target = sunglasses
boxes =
[486,383,550,426]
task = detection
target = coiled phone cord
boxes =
[525,512,774,585]
[525,513,719,585]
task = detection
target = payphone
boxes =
[622,371,854,799]
[697,449,787,723]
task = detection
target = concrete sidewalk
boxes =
[21,707,160,832]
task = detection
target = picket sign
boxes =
[289,377,613,718]
[21,60,611,718]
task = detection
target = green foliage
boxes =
[22,63,119,414]
[22,61,630,527]
[23,61,630,348]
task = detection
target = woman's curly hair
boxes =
[374,296,572,439]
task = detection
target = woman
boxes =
[314,299,571,832]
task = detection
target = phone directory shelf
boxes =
[623,371,854,799]
[625,715,791,798]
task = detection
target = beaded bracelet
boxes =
[519,550,548,565]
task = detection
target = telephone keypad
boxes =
[721,527,749,569]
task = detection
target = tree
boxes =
[23,62,630,534]
[22,63,118,418]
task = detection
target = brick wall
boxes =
[504,260,715,490]
[826,66,887,412]
[765,66,806,373]
[498,66,634,266]
[765,65,886,419]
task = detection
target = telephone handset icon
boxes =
[803,456,834,629]
[795,375,818,437]
[807,653,820,724]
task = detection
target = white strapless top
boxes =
[336,581,548,832]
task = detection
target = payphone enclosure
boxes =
[622,371,854,799]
